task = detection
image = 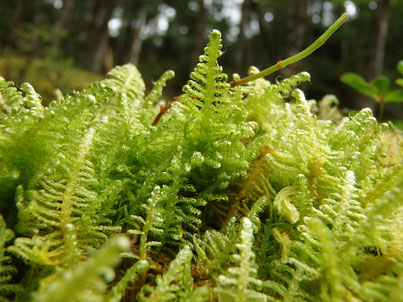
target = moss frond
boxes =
[33,235,130,302]
[138,246,194,301]
[215,217,269,301]
[0,215,22,301]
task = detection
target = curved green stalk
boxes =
[230,13,349,87]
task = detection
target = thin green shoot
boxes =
[229,13,349,87]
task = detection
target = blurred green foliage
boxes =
[0,55,101,104]
[341,60,403,120]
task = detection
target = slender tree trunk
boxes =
[51,0,75,55]
[116,22,132,65]
[250,1,271,66]
[104,44,114,73]
[115,0,135,65]
[282,0,308,77]
[190,0,207,69]
[30,0,49,55]
[83,0,119,72]
[234,0,249,72]
[82,0,104,69]
[371,0,390,77]
[0,1,22,47]
[8,1,24,29]
[129,16,146,65]
[125,0,152,66]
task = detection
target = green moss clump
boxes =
[0,30,402,302]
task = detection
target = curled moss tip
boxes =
[210,29,222,39]
[114,236,131,252]
[165,70,175,78]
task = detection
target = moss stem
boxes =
[229,13,349,87]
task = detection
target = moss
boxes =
[0,30,402,302]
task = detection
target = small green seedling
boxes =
[341,60,403,120]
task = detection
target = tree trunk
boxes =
[83,0,119,72]
[115,0,136,65]
[190,0,207,70]
[250,1,271,66]
[234,0,249,73]
[371,0,391,77]
[0,1,23,47]
[51,0,75,54]
[104,44,114,73]
[282,0,308,77]
[129,16,146,65]
[125,0,153,66]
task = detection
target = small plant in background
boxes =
[341,60,403,120]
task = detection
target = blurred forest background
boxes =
[0,0,402,120]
